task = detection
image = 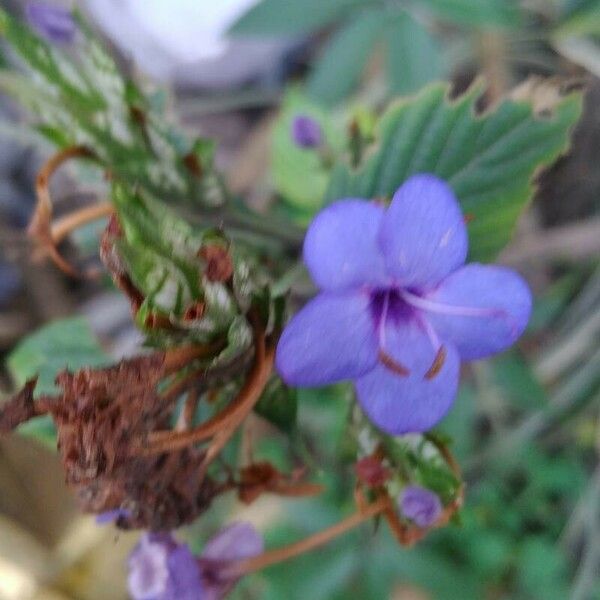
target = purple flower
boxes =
[127,523,263,600]
[291,115,323,148]
[128,533,202,600]
[399,485,442,528]
[25,2,76,44]
[200,522,264,599]
[276,174,532,434]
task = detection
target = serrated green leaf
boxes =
[229,0,366,35]
[111,183,247,345]
[111,184,202,315]
[7,317,109,396]
[307,8,387,106]
[325,81,582,261]
[419,0,522,28]
[386,11,442,96]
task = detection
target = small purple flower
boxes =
[200,522,264,599]
[291,115,323,149]
[25,2,76,44]
[400,485,442,528]
[276,174,532,434]
[127,523,263,600]
[128,533,202,600]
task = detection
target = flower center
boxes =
[370,290,413,377]
[370,286,493,380]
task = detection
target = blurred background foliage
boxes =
[0,0,599,598]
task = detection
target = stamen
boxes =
[378,291,391,349]
[375,292,411,376]
[425,346,447,380]
[378,350,410,377]
[400,290,507,320]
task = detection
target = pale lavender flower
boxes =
[276,174,532,434]
[25,2,76,44]
[127,533,192,600]
[199,522,264,600]
[399,485,443,528]
[127,523,262,600]
[291,115,322,148]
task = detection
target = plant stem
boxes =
[226,497,388,576]
[134,324,273,455]
[50,201,113,243]
[28,145,97,277]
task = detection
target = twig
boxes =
[133,325,274,456]
[225,497,389,577]
[50,201,113,244]
[176,389,199,431]
[162,342,225,376]
[28,145,99,277]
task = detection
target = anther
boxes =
[378,350,410,377]
[425,346,447,380]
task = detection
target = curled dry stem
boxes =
[29,145,111,277]
[133,322,274,456]
[176,389,199,431]
[50,201,114,244]
[162,342,226,376]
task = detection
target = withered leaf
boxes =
[0,379,39,433]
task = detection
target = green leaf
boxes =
[7,317,109,396]
[255,378,298,433]
[325,80,583,261]
[229,0,366,35]
[6,318,109,449]
[419,0,522,28]
[307,8,387,106]
[386,11,442,96]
